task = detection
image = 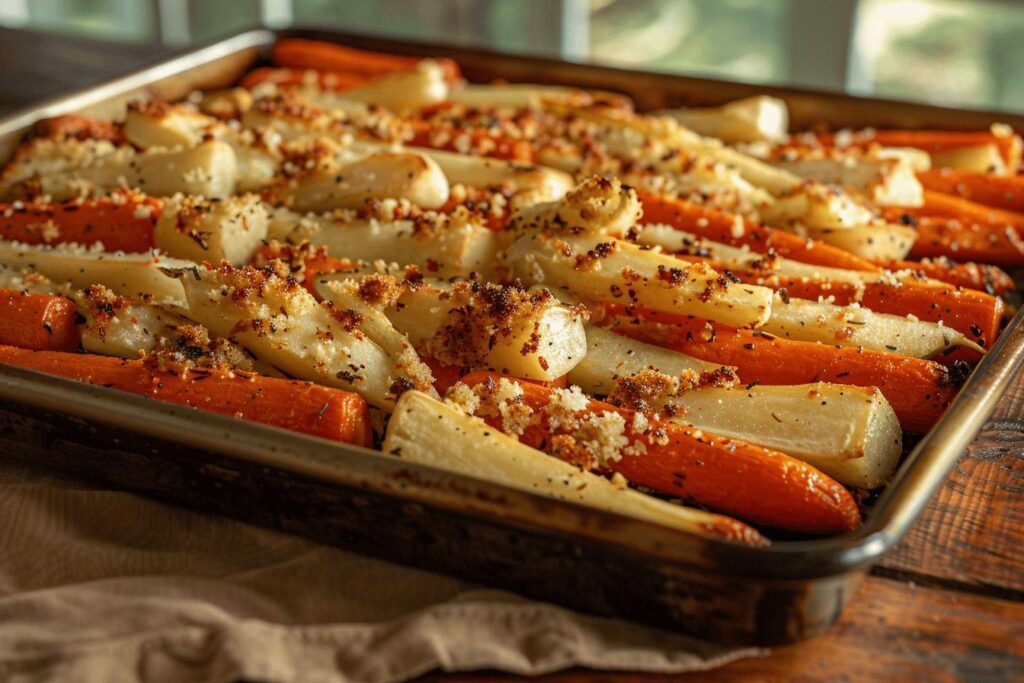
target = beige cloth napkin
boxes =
[0,460,764,683]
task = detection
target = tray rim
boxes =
[0,26,1021,582]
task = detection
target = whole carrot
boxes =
[0,290,80,352]
[460,371,861,534]
[0,194,161,253]
[879,258,1014,296]
[609,311,962,433]
[637,190,879,272]
[240,66,372,92]
[0,346,372,446]
[744,274,1003,353]
[914,190,1024,229]
[272,38,461,83]
[901,216,1024,267]
[918,169,1024,214]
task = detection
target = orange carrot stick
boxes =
[34,114,123,143]
[0,194,161,253]
[735,273,1003,352]
[914,189,1024,229]
[896,216,1024,266]
[272,38,461,83]
[406,121,535,162]
[918,169,1024,214]
[0,290,80,352]
[609,311,962,433]
[0,346,372,446]
[240,66,372,92]
[460,371,861,534]
[878,258,1015,296]
[637,190,879,272]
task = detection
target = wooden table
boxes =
[428,386,1024,682]
[3,27,1022,683]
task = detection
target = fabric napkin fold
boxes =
[0,460,764,683]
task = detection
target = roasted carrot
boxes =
[0,194,161,253]
[407,122,535,162]
[882,194,1024,265]
[918,169,1024,214]
[34,114,123,143]
[240,66,372,92]
[730,273,1003,353]
[272,38,461,83]
[0,346,373,446]
[913,190,1024,230]
[608,311,963,433]
[792,130,1022,171]
[0,290,80,352]
[878,258,1015,296]
[460,371,861,534]
[637,190,879,272]
[886,214,1024,266]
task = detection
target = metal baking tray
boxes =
[1,27,1022,646]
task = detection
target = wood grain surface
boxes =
[427,576,1024,683]
[423,374,1024,682]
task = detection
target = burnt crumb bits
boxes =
[389,377,416,397]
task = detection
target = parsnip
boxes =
[123,100,281,191]
[268,208,498,277]
[2,139,238,201]
[0,266,65,295]
[637,224,873,285]
[930,144,1006,175]
[506,174,643,238]
[761,292,984,358]
[803,223,916,261]
[311,61,448,111]
[505,230,773,329]
[321,279,435,388]
[266,146,449,212]
[405,146,574,203]
[169,263,433,410]
[570,328,902,488]
[0,242,190,306]
[658,96,789,143]
[123,101,213,149]
[569,325,723,395]
[382,390,766,545]
[27,138,234,200]
[773,157,924,207]
[541,105,800,197]
[74,285,256,370]
[315,273,587,381]
[155,194,268,265]
[760,184,879,229]
[667,383,902,489]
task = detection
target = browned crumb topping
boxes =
[155,323,255,370]
[606,366,738,419]
[422,282,558,368]
[77,285,130,336]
